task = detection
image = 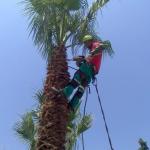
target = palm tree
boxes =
[22,0,112,149]
[14,90,92,150]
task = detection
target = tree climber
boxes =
[52,35,111,111]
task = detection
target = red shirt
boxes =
[88,41,102,74]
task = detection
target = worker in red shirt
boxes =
[53,35,111,111]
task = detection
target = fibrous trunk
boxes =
[36,45,70,150]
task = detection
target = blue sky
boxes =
[0,0,150,150]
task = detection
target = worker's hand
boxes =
[73,56,85,67]
[73,56,85,61]
[85,56,93,63]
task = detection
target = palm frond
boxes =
[23,0,112,59]
[23,0,62,59]
[14,101,92,150]
[77,114,92,135]
[33,90,45,121]
[88,0,109,21]
[65,106,92,150]
[23,0,89,60]
[70,0,110,51]
[14,112,36,149]
[102,40,114,56]
[34,90,45,105]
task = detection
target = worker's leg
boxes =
[69,62,94,110]
[63,70,82,98]
[69,85,85,111]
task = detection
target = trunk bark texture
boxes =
[36,45,70,150]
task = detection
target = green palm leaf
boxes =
[70,0,112,55]
[14,112,36,150]
[23,0,112,59]
[77,114,92,136]
[65,107,92,150]
[34,90,45,105]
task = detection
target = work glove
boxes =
[73,56,85,67]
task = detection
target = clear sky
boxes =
[0,0,150,150]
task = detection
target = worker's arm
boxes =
[90,47,102,56]
[90,40,111,56]
[90,43,104,56]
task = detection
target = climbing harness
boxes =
[81,78,115,150]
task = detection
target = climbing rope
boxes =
[81,87,89,150]
[68,65,78,71]
[93,78,114,150]
[81,78,115,150]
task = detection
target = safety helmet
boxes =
[82,35,93,42]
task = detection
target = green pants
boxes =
[63,62,94,111]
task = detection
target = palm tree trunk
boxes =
[36,45,70,150]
